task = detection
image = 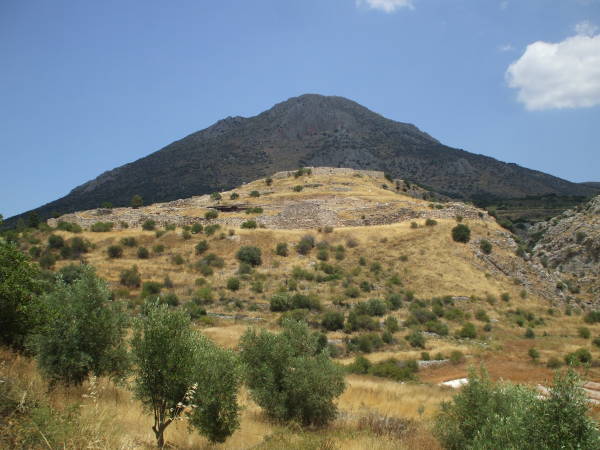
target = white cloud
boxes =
[356,0,415,13]
[506,27,600,110]
[499,44,514,52]
[575,20,599,36]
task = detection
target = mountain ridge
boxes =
[6,94,598,225]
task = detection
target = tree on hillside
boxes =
[0,241,43,350]
[239,319,345,426]
[131,301,241,447]
[36,266,129,385]
[131,194,144,208]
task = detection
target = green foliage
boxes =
[205,210,218,220]
[56,221,82,233]
[236,246,262,266]
[131,194,143,208]
[457,322,477,339]
[434,368,600,450]
[584,310,600,324]
[47,234,65,249]
[0,241,43,349]
[367,358,418,382]
[451,224,471,243]
[565,348,592,366]
[449,351,465,365]
[191,223,203,234]
[210,192,222,201]
[578,327,591,339]
[321,311,345,331]
[137,246,149,259]
[425,218,438,226]
[528,348,540,361]
[239,319,345,426]
[296,234,315,255]
[275,242,288,257]
[39,253,56,269]
[56,264,86,285]
[120,265,141,288]
[406,330,425,348]
[245,207,263,214]
[348,333,384,353]
[229,192,239,200]
[479,239,492,255]
[152,244,165,254]
[292,185,303,192]
[141,281,162,298]
[226,277,240,291]
[141,220,156,231]
[36,267,129,385]
[107,245,123,258]
[524,328,535,339]
[249,190,260,198]
[241,220,257,229]
[120,236,137,247]
[384,316,400,333]
[269,292,321,312]
[171,254,184,265]
[204,224,220,235]
[91,222,114,232]
[132,301,241,446]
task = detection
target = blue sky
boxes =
[1,0,599,218]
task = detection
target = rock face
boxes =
[530,195,600,304]
[11,93,598,226]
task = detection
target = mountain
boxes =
[581,182,600,189]
[7,94,599,225]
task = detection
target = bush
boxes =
[449,350,465,365]
[457,322,477,339]
[384,316,400,333]
[120,265,141,288]
[194,240,209,255]
[349,333,384,353]
[425,218,438,226]
[406,330,425,348]
[131,194,143,208]
[296,235,315,255]
[275,242,288,256]
[451,224,471,243]
[524,328,535,339]
[36,267,128,385]
[245,207,263,214]
[368,358,418,382]
[236,246,262,266]
[152,244,165,254]
[39,253,56,269]
[141,220,156,231]
[322,311,345,331]
[91,222,114,232]
[547,357,562,369]
[347,355,372,374]
[241,220,257,229]
[249,190,260,198]
[205,210,218,220]
[292,185,303,192]
[191,223,203,234]
[171,254,184,265]
[107,245,123,258]
[182,230,192,240]
[529,348,540,361]
[48,234,65,249]
[239,319,345,426]
[434,368,600,450]
[579,327,591,339]
[137,247,149,259]
[204,224,220,235]
[479,239,492,254]
[269,292,322,312]
[227,277,240,291]
[584,310,600,324]
[56,221,82,233]
[120,237,137,247]
[229,192,239,200]
[210,192,222,201]
[141,281,162,298]
[565,348,592,366]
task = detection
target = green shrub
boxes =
[194,240,209,255]
[345,286,360,298]
[171,254,184,265]
[368,358,418,382]
[120,265,141,288]
[584,310,600,324]
[152,244,165,254]
[204,224,220,235]
[239,319,345,426]
[451,224,471,243]
[227,277,240,291]
[457,322,477,339]
[349,333,384,353]
[425,218,438,226]
[39,253,56,269]
[296,235,315,255]
[321,311,345,331]
[578,327,591,339]
[565,348,592,366]
[434,368,600,450]
[141,220,156,231]
[406,330,425,348]
[91,222,114,232]
[205,210,218,220]
[384,316,400,333]
[275,242,288,256]
[529,348,540,361]
[229,192,239,200]
[107,245,123,258]
[249,190,260,198]
[131,194,143,208]
[141,281,162,298]
[48,234,65,249]
[241,220,257,229]
[236,246,262,266]
[347,355,372,374]
[182,230,192,240]
[137,247,149,259]
[547,357,562,369]
[479,239,492,254]
[56,221,82,233]
[120,237,137,247]
[525,328,535,339]
[449,350,465,365]
[475,309,490,322]
[210,192,222,201]
[191,223,203,234]
[292,185,303,192]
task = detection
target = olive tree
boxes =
[239,319,345,426]
[36,266,129,385]
[131,301,241,447]
[0,241,43,350]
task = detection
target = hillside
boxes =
[529,195,600,305]
[8,94,598,225]
[5,168,600,448]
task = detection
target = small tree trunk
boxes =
[153,420,171,448]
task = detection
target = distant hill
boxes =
[581,182,600,189]
[7,94,598,225]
